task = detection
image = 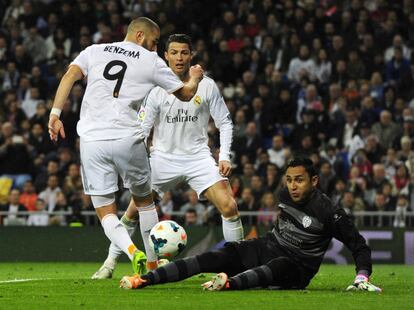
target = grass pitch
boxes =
[0,263,411,309]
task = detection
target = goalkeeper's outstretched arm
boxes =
[328,208,382,292]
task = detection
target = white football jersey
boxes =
[140,76,233,161]
[71,41,184,141]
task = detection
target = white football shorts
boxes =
[80,136,151,197]
[149,151,227,198]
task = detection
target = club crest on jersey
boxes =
[193,95,202,106]
[302,216,312,228]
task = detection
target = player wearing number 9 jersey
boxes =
[47,17,204,276]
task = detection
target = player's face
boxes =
[285,166,318,203]
[165,42,192,76]
[141,29,160,52]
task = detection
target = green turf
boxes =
[0,263,411,309]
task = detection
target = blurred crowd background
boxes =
[0,0,414,228]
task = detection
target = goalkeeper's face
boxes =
[165,42,192,77]
[285,166,318,203]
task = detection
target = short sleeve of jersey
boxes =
[153,56,184,94]
[71,46,92,76]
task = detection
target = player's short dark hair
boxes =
[166,34,193,52]
[286,156,317,178]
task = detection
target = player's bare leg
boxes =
[204,180,244,241]
[92,200,140,279]
[92,193,159,279]
[94,200,146,276]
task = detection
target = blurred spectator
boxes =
[234,121,262,163]
[27,198,49,226]
[0,122,32,188]
[314,49,332,85]
[393,163,409,192]
[238,187,258,212]
[179,190,205,225]
[23,27,47,65]
[365,134,384,164]
[331,179,347,205]
[287,44,315,83]
[38,174,61,213]
[347,50,366,80]
[250,175,265,203]
[318,161,337,197]
[383,148,402,179]
[393,194,409,228]
[19,180,37,211]
[371,163,389,192]
[365,191,390,227]
[184,209,198,226]
[49,191,67,226]
[371,110,401,150]
[0,188,26,226]
[21,87,41,119]
[230,176,243,199]
[398,136,414,162]
[384,34,411,62]
[385,47,411,93]
[339,190,366,226]
[159,191,173,220]
[257,191,277,227]
[34,159,59,192]
[264,163,280,192]
[274,88,296,125]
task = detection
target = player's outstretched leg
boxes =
[95,198,147,275]
[203,257,304,291]
[120,245,244,289]
[92,202,139,279]
[204,181,244,241]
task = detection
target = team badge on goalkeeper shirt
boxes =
[302,216,312,228]
[194,95,202,106]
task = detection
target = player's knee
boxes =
[129,180,152,198]
[219,197,238,218]
[266,257,292,271]
[91,193,116,208]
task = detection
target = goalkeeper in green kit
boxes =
[120,156,382,293]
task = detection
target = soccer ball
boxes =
[148,220,187,258]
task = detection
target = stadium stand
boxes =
[0,0,413,228]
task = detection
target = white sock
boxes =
[101,214,137,261]
[106,214,138,267]
[222,215,244,241]
[138,203,158,262]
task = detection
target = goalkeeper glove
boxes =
[346,274,382,292]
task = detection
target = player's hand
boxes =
[219,160,232,177]
[189,64,204,82]
[346,274,382,292]
[48,115,66,142]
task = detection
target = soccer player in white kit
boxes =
[48,18,204,276]
[92,34,244,279]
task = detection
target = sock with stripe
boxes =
[141,248,243,286]
[105,214,138,268]
[228,257,297,290]
[222,215,244,241]
[101,214,137,261]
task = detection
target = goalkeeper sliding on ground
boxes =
[120,156,382,292]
